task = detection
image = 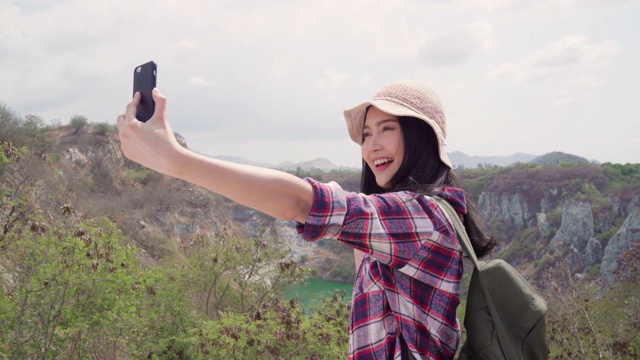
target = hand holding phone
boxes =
[132,61,157,122]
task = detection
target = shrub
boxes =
[92,122,114,135]
[0,216,190,358]
[69,115,89,133]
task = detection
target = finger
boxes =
[150,88,168,125]
[125,92,141,121]
[116,114,125,126]
[151,89,166,115]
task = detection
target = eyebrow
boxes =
[363,118,400,130]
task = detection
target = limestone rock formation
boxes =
[600,207,640,286]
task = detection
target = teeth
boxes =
[374,158,393,166]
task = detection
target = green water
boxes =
[284,278,353,308]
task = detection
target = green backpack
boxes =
[435,198,549,360]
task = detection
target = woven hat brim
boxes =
[344,99,452,168]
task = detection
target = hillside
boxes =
[1,113,639,286]
[1,107,640,357]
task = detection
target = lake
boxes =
[284,278,353,308]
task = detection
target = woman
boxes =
[117,81,495,359]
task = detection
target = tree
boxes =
[69,115,89,134]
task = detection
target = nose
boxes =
[361,134,381,156]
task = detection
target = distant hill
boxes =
[212,155,277,169]
[276,158,341,171]
[214,151,540,171]
[529,151,591,166]
[448,151,539,168]
[213,156,355,172]
[214,151,605,170]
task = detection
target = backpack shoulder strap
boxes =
[433,196,479,267]
[434,196,520,359]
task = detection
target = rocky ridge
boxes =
[476,186,640,285]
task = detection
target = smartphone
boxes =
[132,61,157,122]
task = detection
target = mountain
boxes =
[214,151,539,171]
[448,151,539,168]
[276,158,341,171]
[212,155,276,169]
[529,151,591,166]
[213,155,353,171]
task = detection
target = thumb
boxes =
[151,88,168,123]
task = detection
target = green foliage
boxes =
[140,233,179,259]
[500,227,540,263]
[0,201,348,358]
[487,217,505,238]
[173,234,308,319]
[546,209,563,230]
[481,163,608,210]
[192,294,350,359]
[586,264,600,278]
[602,163,640,188]
[575,182,607,206]
[457,167,501,202]
[0,141,23,171]
[535,255,553,271]
[92,121,115,135]
[545,280,640,359]
[69,115,89,133]
[124,166,163,185]
[327,261,356,283]
[1,106,54,154]
[596,217,623,243]
[0,215,190,358]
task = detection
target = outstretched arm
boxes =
[354,249,364,271]
[117,89,314,223]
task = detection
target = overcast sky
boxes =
[1,0,638,168]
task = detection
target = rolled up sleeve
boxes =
[297,179,441,269]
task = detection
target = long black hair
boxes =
[360,113,496,258]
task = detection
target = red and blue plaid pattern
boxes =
[297,179,465,359]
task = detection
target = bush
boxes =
[69,115,89,133]
[93,122,114,135]
[193,294,350,359]
[0,216,191,358]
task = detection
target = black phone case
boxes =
[132,61,157,122]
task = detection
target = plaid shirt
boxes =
[297,179,465,360]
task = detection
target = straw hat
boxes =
[343,81,452,169]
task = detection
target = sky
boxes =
[1,0,638,168]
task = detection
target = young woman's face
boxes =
[361,106,405,189]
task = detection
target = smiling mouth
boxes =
[373,158,394,168]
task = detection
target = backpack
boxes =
[435,197,549,360]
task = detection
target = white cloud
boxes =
[419,22,494,67]
[531,36,620,68]
[554,75,603,106]
[187,77,215,87]
[487,36,621,81]
[318,68,350,102]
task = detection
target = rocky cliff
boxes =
[469,165,640,286]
